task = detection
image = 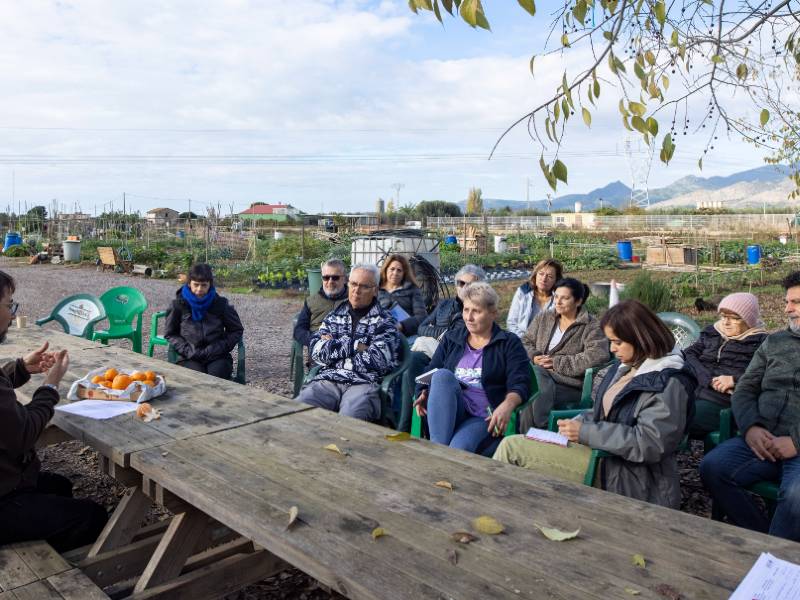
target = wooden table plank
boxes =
[7,541,70,581]
[131,409,800,600]
[47,569,110,600]
[0,547,38,592]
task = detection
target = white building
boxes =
[146,208,180,226]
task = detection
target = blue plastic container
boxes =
[445,235,458,245]
[3,232,21,253]
[616,240,633,261]
[746,244,762,265]
[177,230,186,239]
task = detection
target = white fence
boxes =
[427,214,796,233]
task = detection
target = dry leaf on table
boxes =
[653,583,682,600]
[450,531,477,544]
[286,506,299,530]
[324,443,345,456]
[624,589,641,596]
[472,515,504,535]
[632,554,646,568]
[434,480,454,491]
[371,527,386,540]
[385,432,411,442]
[448,549,458,565]
[534,524,580,541]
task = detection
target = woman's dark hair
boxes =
[0,271,14,299]
[600,299,675,365]
[188,263,214,284]
[553,277,590,306]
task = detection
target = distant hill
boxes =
[453,164,794,212]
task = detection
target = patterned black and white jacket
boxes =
[309,300,400,385]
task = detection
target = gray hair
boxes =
[462,281,498,312]
[350,263,380,286]
[455,264,487,282]
[321,258,346,273]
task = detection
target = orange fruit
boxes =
[104,368,118,381]
[136,403,152,418]
[91,375,104,384]
[142,379,156,388]
[144,371,157,381]
[112,374,133,390]
[102,380,113,388]
[130,371,146,381]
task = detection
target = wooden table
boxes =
[6,328,800,599]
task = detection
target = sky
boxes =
[0,0,771,216]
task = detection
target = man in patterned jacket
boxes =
[296,264,400,421]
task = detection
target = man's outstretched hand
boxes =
[24,342,56,374]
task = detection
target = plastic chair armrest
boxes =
[547,409,584,432]
[718,408,734,442]
[35,316,53,327]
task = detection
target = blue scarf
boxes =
[181,284,217,321]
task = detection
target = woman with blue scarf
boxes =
[164,263,244,380]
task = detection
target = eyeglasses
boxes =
[349,282,376,290]
[3,301,19,316]
[456,280,470,287]
[720,314,743,322]
[322,275,342,282]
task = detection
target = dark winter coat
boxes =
[417,324,530,409]
[377,282,427,336]
[0,359,60,498]
[417,297,464,339]
[293,286,349,347]
[684,324,766,406]
[165,290,244,364]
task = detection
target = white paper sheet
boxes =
[729,552,800,600]
[525,427,570,447]
[56,400,138,420]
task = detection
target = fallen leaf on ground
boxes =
[339,437,349,442]
[434,480,454,491]
[448,549,458,565]
[534,524,580,541]
[472,516,504,535]
[286,506,299,529]
[653,583,682,599]
[324,443,344,455]
[632,554,646,568]
[450,531,478,544]
[624,589,640,596]
[371,527,386,540]
[385,432,411,442]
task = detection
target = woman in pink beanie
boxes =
[683,292,767,437]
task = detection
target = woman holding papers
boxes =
[413,282,530,455]
[495,300,696,508]
[377,254,428,336]
[520,278,610,430]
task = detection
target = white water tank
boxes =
[351,236,440,270]
[494,235,507,253]
[574,201,582,213]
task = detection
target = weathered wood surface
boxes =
[1,329,311,465]
[0,542,109,599]
[131,408,800,600]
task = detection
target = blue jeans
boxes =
[700,436,800,541]
[426,369,494,454]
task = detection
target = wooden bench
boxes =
[0,539,109,599]
[97,247,133,274]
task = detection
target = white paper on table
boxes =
[729,552,800,600]
[55,400,138,420]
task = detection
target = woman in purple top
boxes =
[414,282,531,455]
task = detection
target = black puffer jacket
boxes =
[683,324,766,406]
[417,297,463,339]
[377,282,427,335]
[164,290,244,363]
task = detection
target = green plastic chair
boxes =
[546,410,608,486]
[300,335,412,428]
[410,361,540,440]
[91,286,148,353]
[657,312,701,350]
[289,312,306,397]
[36,293,106,339]
[151,310,246,384]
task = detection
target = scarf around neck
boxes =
[181,284,217,321]
[713,320,766,341]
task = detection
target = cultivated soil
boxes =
[5,258,774,598]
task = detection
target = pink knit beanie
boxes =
[718,292,761,328]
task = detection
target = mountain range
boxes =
[456,165,795,212]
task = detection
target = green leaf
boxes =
[553,159,568,184]
[660,134,675,164]
[582,107,592,127]
[646,117,658,136]
[587,85,595,106]
[632,554,646,568]
[631,115,647,134]
[593,80,600,98]
[554,100,561,122]
[517,0,536,16]
[645,50,656,65]
[460,0,488,29]
[544,117,555,142]
[573,0,587,24]
[628,101,646,116]
[432,0,443,22]
[385,432,411,441]
[653,1,666,26]
[441,0,456,15]
[562,73,574,109]
[670,29,679,47]
[535,524,581,541]
[603,30,614,41]
[736,63,748,80]
[613,56,627,73]
[529,55,536,76]
[623,114,633,132]
[608,52,618,74]
[618,99,630,117]
[711,54,724,64]
[561,32,570,47]
[661,75,669,90]
[698,157,703,170]
[634,61,646,81]
[760,108,770,126]
[561,98,570,120]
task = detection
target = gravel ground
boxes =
[1,259,731,597]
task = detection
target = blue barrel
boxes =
[2,232,21,253]
[177,230,186,239]
[616,240,633,261]
[445,235,458,245]
[746,244,762,265]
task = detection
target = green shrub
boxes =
[4,244,28,257]
[621,272,674,312]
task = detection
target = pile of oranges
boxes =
[90,368,159,390]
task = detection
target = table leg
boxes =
[86,487,152,558]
